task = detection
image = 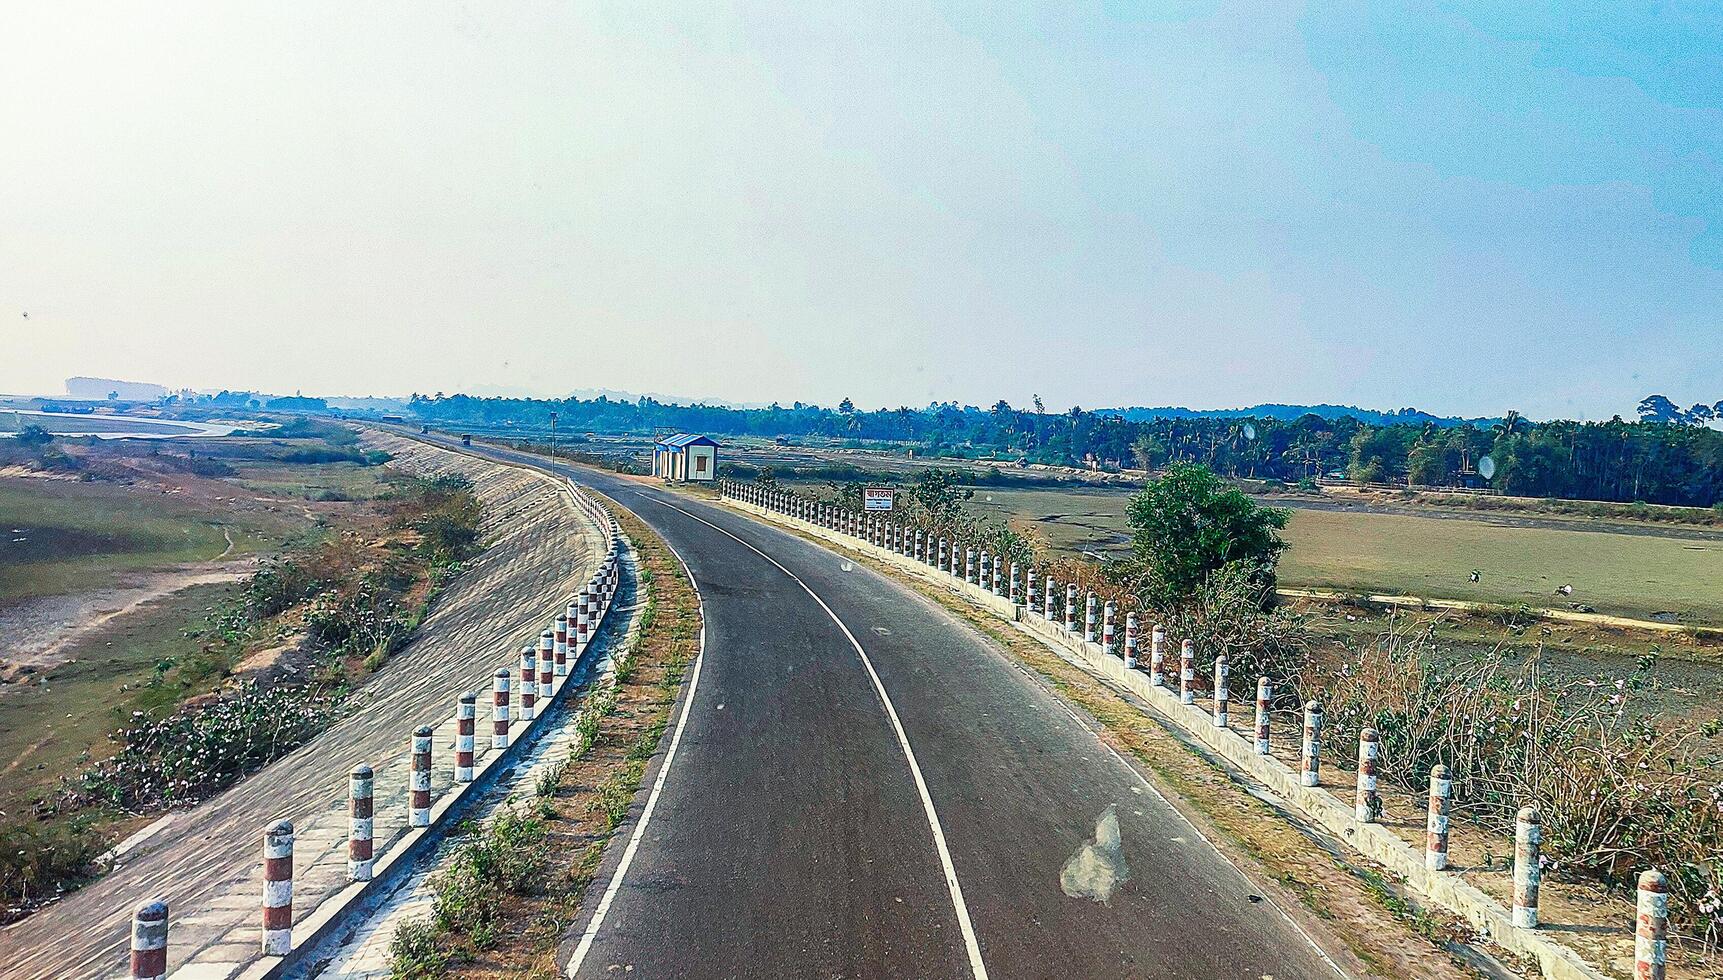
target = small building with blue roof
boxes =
[653,433,719,482]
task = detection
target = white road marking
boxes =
[645,494,991,980]
[564,529,709,978]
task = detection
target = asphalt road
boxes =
[0,438,599,979]
[448,439,1346,980]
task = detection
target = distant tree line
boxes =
[405,392,1723,508]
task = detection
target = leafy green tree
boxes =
[909,468,971,519]
[1119,463,1288,605]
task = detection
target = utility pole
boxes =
[549,411,559,457]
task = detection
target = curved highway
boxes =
[449,438,1346,980]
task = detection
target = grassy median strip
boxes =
[388,500,699,980]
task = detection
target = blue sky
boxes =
[2,2,1719,419]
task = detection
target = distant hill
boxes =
[1099,403,1494,427]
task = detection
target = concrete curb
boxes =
[724,495,1613,980]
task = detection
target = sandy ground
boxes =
[0,560,257,682]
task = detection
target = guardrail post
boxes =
[1026,567,1038,613]
[1514,806,1541,928]
[130,900,168,980]
[1102,601,1116,654]
[456,692,476,782]
[410,724,433,827]
[979,550,990,587]
[1124,613,1138,668]
[1213,653,1229,727]
[1150,626,1165,685]
[1045,576,1057,621]
[575,590,590,651]
[938,537,948,572]
[966,547,977,584]
[348,764,374,880]
[1084,592,1098,643]
[1179,639,1195,705]
[1064,584,1078,632]
[519,646,537,721]
[1637,869,1668,979]
[1355,728,1379,821]
[538,631,555,700]
[554,616,569,677]
[493,668,511,748]
[261,820,293,955]
[991,555,1004,596]
[1254,677,1271,753]
[1301,701,1322,786]
[1426,765,1450,870]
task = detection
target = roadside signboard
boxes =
[863,488,895,512]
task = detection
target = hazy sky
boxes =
[4,3,1720,419]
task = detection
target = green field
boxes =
[964,486,1723,627]
[0,480,274,603]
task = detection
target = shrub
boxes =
[1117,463,1288,606]
[388,917,450,979]
[0,816,109,917]
[14,423,54,448]
[1316,622,1723,927]
[1155,560,1311,684]
[70,681,342,810]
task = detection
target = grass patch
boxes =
[0,480,240,602]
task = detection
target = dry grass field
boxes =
[963,485,1723,626]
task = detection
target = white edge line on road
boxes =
[564,507,708,978]
[643,494,991,980]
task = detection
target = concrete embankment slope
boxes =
[0,434,603,980]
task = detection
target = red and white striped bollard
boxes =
[1123,613,1138,668]
[410,724,432,827]
[1254,677,1271,754]
[1149,625,1165,686]
[492,668,511,749]
[130,900,168,980]
[348,764,374,880]
[1179,639,1195,705]
[1426,764,1450,870]
[1212,653,1229,727]
[538,631,554,700]
[455,692,475,782]
[1355,728,1379,821]
[1301,701,1322,786]
[261,820,293,955]
[1513,805,1541,928]
[1637,869,1668,979]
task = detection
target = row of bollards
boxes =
[724,479,1675,975]
[126,484,625,977]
